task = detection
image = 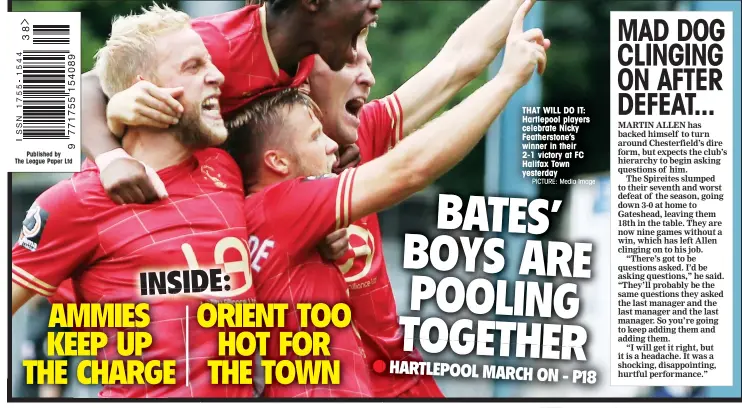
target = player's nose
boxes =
[324,133,339,156]
[358,65,375,88]
[205,62,225,87]
[368,0,382,12]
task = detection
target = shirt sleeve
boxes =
[266,168,358,252]
[357,93,404,162]
[11,180,99,297]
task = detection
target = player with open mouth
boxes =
[222,0,548,397]
[82,0,382,204]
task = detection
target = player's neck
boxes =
[265,6,316,74]
[248,172,292,195]
[122,129,192,171]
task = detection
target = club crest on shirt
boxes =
[201,164,227,188]
[17,203,49,252]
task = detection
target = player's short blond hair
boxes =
[94,3,190,97]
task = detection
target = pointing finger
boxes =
[510,0,536,36]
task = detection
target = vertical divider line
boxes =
[186,305,190,387]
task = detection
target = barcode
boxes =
[21,50,69,139]
[33,24,70,44]
[11,12,81,172]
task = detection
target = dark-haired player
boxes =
[83,0,381,204]
[224,3,548,396]
[12,6,256,398]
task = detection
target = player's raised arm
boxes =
[82,71,121,159]
[350,0,548,222]
[394,0,532,137]
[226,0,547,240]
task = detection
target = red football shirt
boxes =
[244,170,373,398]
[192,5,315,117]
[12,148,256,398]
[332,94,426,397]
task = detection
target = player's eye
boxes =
[183,60,203,73]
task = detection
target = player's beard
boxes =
[171,99,228,149]
[290,151,332,178]
[292,158,321,178]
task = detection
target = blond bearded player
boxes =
[83,0,381,205]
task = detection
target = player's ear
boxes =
[130,75,144,88]
[264,150,291,176]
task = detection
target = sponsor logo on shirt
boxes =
[18,204,49,252]
[335,224,375,285]
[348,277,377,291]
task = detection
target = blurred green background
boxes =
[10,0,681,197]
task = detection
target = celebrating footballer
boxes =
[11,0,549,399]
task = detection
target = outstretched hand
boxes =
[499,0,551,87]
[106,78,184,137]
